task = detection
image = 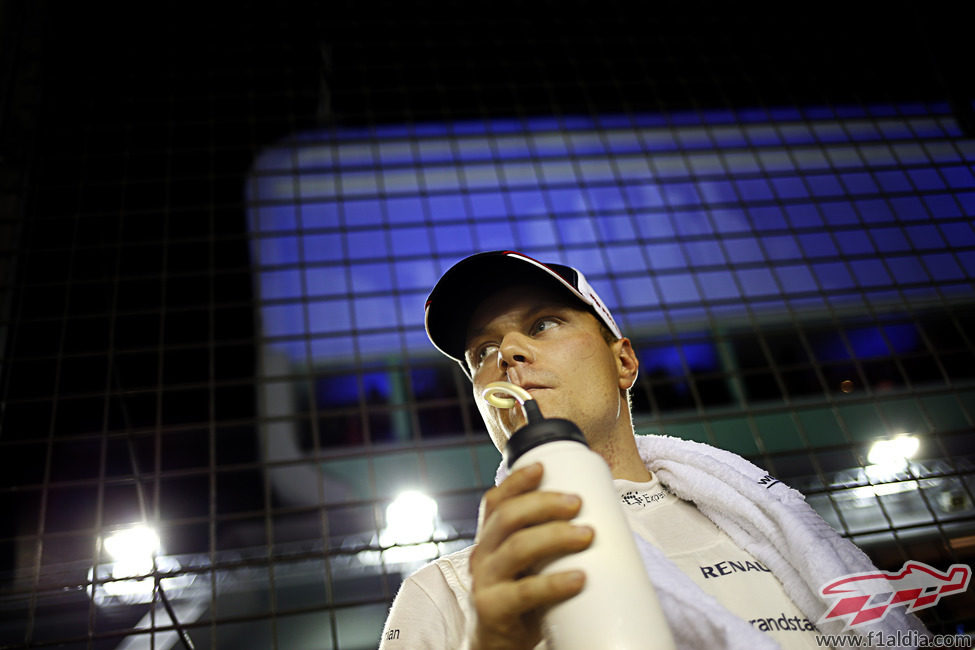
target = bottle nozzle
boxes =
[522,399,543,424]
[481,381,545,424]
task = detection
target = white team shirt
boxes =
[379,473,833,649]
[616,475,826,649]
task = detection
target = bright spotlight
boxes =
[860,435,921,493]
[104,525,160,570]
[90,524,191,606]
[357,490,447,566]
[384,490,439,545]
[867,436,919,470]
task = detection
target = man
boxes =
[379,251,928,649]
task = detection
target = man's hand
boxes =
[469,463,594,650]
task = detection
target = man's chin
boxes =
[525,391,559,420]
[493,392,558,441]
[502,415,526,438]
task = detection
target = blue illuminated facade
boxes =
[247,104,975,380]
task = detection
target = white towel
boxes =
[496,434,930,649]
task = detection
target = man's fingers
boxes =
[468,465,593,648]
[477,490,583,553]
[480,463,544,521]
[475,521,594,585]
[474,569,587,622]
[471,571,587,650]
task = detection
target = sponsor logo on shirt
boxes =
[818,560,971,630]
[757,474,781,489]
[700,559,772,579]
[749,612,817,632]
[620,488,668,508]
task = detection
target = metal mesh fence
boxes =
[1,2,973,648]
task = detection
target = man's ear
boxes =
[615,337,639,390]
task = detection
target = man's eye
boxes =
[475,344,498,366]
[530,318,559,335]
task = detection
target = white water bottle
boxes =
[504,402,676,650]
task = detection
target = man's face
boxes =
[463,282,637,452]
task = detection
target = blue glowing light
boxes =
[247,105,975,366]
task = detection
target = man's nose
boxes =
[498,332,533,370]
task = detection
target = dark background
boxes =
[5,0,972,435]
[1,1,973,647]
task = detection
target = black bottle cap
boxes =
[504,417,589,469]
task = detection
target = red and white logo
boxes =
[819,561,970,629]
